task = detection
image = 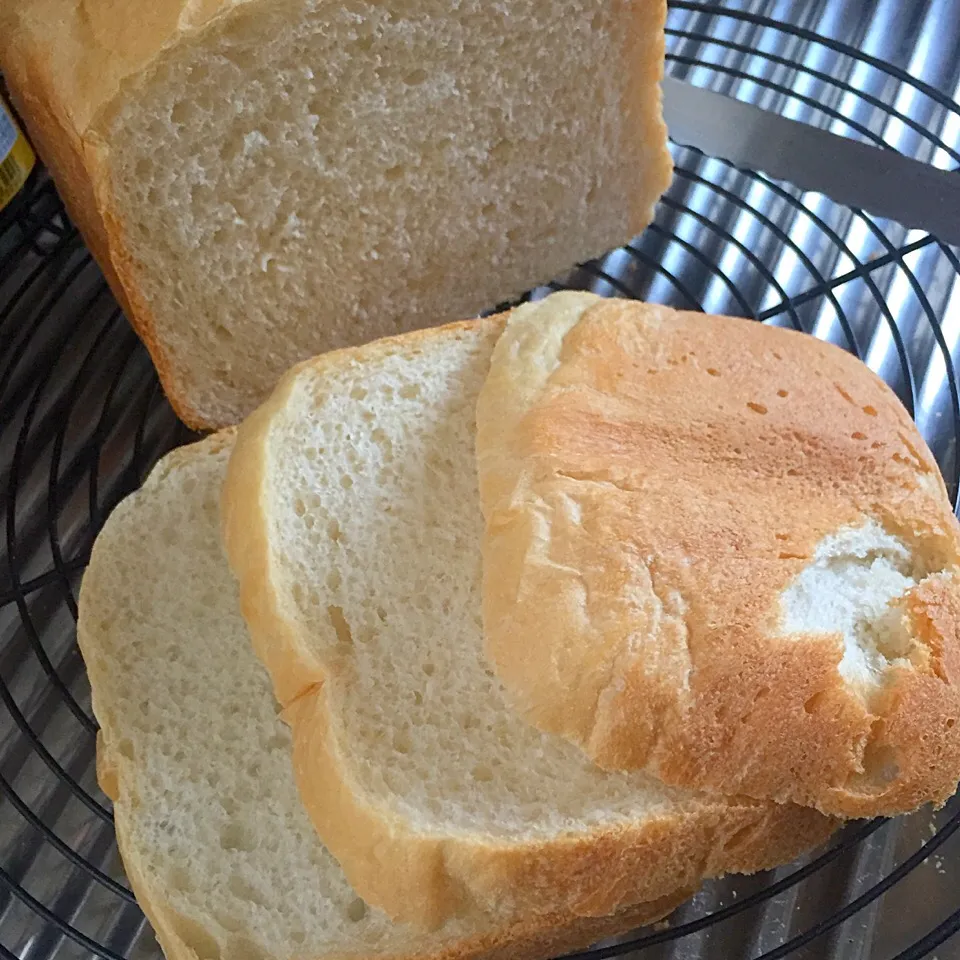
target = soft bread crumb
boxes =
[99,0,670,426]
[781,519,919,690]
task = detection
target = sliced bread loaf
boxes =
[0,0,672,429]
[220,315,836,931]
[76,432,694,960]
[475,293,960,817]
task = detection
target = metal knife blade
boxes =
[661,76,960,247]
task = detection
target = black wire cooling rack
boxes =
[3,3,960,960]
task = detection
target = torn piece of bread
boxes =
[76,432,695,960]
[476,292,960,818]
[220,318,836,931]
[0,0,672,430]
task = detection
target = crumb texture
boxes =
[103,0,669,425]
[77,437,463,960]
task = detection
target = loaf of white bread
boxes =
[474,294,960,818]
[0,0,672,430]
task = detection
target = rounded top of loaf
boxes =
[476,293,960,817]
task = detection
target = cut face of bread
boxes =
[76,433,698,960]
[475,293,960,818]
[221,317,835,931]
[2,0,672,428]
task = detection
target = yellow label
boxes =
[0,97,36,211]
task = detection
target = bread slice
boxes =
[0,0,672,430]
[77,432,699,960]
[220,316,836,931]
[475,292,960,818]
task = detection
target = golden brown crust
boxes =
[285,682,833,931]
[115,782,694,960]
[222,318,836,931]
[107,709,695,960]
[477,294,960,817]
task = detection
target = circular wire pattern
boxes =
[3,9,960,959]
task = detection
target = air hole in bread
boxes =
[228,876,269,908]
[835,384,856,405]
[220,823,257,852]
[403,67,429,85]
[168,865,192,893]
[212,910,244,935]
[170,100,192,126]
[803,691,827,715]
[346,898,367,922]
[327,605,353,645]
[488,139,512,163]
